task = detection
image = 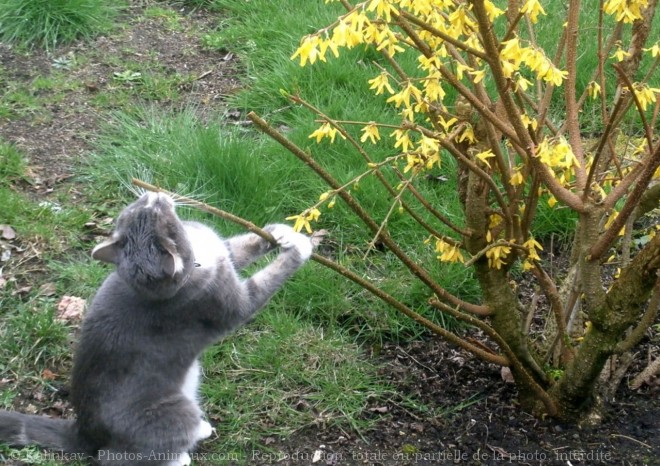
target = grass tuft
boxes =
[0,0,122,50]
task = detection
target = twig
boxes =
[609,434,652,449]
[194,70,213,81]
[247,111,490,316]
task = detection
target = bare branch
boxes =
[248,111,491,316]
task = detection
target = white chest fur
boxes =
[183,221,229,269]
[181,359,200,404]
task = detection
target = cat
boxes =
[0,191,313,465]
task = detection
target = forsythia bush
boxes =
[252,0,660,422]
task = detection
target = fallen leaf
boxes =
[56,295,87,323]
[12,285,31,296]
[410,422,425,433]
[368,406,389,414]
[42,368,58,381]
[0,225,16,240]
[38,282,57,297]
[501,366,515,384]
[1,248,11,262]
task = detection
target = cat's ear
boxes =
[162,251,184,278]
[92,240,119,264]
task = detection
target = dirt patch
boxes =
[1,2,658,466]
[0,2,240,189]
[257,339,658,466]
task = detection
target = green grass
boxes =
[0,0,123,50]
[200,311,391,457]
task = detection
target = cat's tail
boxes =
[0,410,79,453]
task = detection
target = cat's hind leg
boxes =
[166,452,191,466]
[196,419,214,441]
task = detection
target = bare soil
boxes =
[1,2,658,466]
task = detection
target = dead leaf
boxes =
[56,295,87,323]
[1,248,11,262]
[12,285,31,296]
[38,282,57,297]
[0,225,16,240]
[26,404,39,414]
[368,406,389,414]
[410,422,425,433]
[500,366,515,384]
[42,368,58,381]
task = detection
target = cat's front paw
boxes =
[266,224,313,260]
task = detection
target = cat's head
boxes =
[92,192,195,299]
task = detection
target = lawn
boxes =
[0,1,657,465]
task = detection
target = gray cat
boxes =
[0,192,313,465]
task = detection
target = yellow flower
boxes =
[286,208,321,234]
[369,73,395,95]
[360,123,382,144]
[367,0,399,22]
[403,153,424,173]
[437,116,458,133]
[535,136,579,170]
[514,74,533,92]
[457,125,476,144]
[486,244,512,269]
[469,68,486,84]
[308,122,343,143]
[375,27,406,56]
[455,62,473,80]
[291,35,321,67]
[331,20,362,49]
[633,83,659,111]
[435,239,465,263]
[484,0,505,21]
[587,81,601,100]
[644,42,660,58]
[510,167,524,186]
[611,44,631,62]
[424,75,446,102]
[475,149,495,168]
[604,0,648,23]
[521,113,538,131]
[391,128,414,152]
[523,237,543,261]
[448,5,476,37]
[521,0,546,23]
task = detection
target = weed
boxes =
[0,140,26,181]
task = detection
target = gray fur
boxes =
[0,192,312,465]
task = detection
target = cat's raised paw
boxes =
[267,224,313,260]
